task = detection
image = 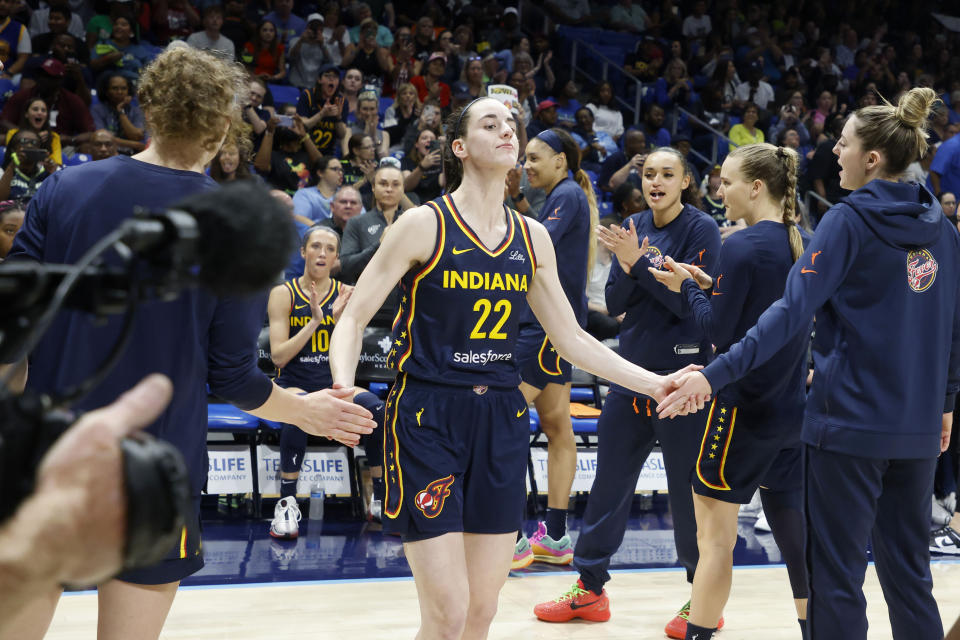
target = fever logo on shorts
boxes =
[644,245,664,269]
[906,249,938,292]
[414,475,455,519]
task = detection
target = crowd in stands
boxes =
[0,0,957,299]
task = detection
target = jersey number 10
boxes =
[311,329,330,352]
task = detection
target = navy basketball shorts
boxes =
[382,374,530,541]
[516,324,572,389]
[693,397,803,504]
[115,495,203,585]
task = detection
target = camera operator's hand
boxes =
[0,374,173,627]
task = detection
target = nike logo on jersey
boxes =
[711,274,723,295]
[416,408,424,426]
[546,216,561,220]
[295,304,309,310]
[452,247,474,254]
[811,250,822,264]
[800,267,817,275]
[517,406,528,418]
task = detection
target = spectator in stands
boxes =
[411,52,451,109]
[572,106,616,172]
[779,127,810,176]
[2,58,94,148]
[88,128,118,160]
[734,59,775,112]
[625,38,664,82]
[903,144,934,186]
[7,97,61,165]
[509,69,537,127]
[384,81,419,151]
[341,133,376,209]
[349,3,393,48]
[600,127,647,192]
[673,135,701,186]
[0,129,55,201]
[728,102,764,151]
[586,214,621,341]
[412,14,436,59]
[528,36,557,94]
[457,54,486,100]
[243,76,273,147]
[928,103,951,146]
[263,0,304,47]
[152,0,200,44]
[940,192,957,226]
[609,0,649,33]
[770,99,811,148]
[804,112,849,218]
[221,0,255,58]
[527,99,558,139]
[639,103,671,148]
[31,5,87,64]
[294,154,342,221]
[402,127,442,205]
[682,0,711,40]
[0,199,24,259]
[699,164,726,225]
[340,163,405,290]
[286,14,328,90]
[297,63,347,156]
[342,19,391,85]
[254,114,321,193]
[544,0,593,26]
[319,184,363,237]
[345,90,389,158]
[338,67,364,125]
[553,79,581,129]
[34,31,93,107]
[186,5,235,60]
[803,89,839,141]
[210,136,254,183]
[91,15,155,82]
[586,81,624,143]
[612,182,645,222]
[399,97,440,152]
[930,131,960,200]
[383,25,418,98]
[91,72,146,154]
[0,0,30,79]
[654,58,697,112]
[242,20,286,83]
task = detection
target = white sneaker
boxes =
[739,491,762,519]
[930,526,960,555]
[933,495,953,528]
[754,511,771,532]
[367,495,382,523]
[270,497,301,539]
[937,491,957,516]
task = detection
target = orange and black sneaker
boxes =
[533,580,610,623]
[664,601,725,639]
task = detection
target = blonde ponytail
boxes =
[575,168,599,273]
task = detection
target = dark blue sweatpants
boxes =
[805,446,941,640]
[574,390,702,590]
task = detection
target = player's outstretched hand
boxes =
[298,385,376,446]
[658,371,712,419]
[942,412,953,455]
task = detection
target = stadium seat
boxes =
[269,83,301,108]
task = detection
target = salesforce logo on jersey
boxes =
[207,445,254,494]
[452,349,513,365]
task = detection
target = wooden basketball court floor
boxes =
[46,560,960,639]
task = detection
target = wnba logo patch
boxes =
[645,246,664,269]
[906,249,938,292]
[415,475,455,518]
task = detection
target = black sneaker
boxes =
[930,526,960,555]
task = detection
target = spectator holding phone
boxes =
[254,113,321,193]
[0,129,56,201]
[6,97,62,165]
[297,63,348,156]
[402,127,442,204]
[288,14,329,90]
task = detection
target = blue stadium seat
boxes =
[207,403,260,431]
[269,83,301,108]
[570,387,595,403]
[369,381,390,398]
[379,96,393,117]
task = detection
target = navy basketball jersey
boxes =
[388,194,537,387]
[275,277,341,391]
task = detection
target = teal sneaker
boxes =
[530,521,574,565]
[512,535,533,570]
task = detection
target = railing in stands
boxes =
[518,0,645,126]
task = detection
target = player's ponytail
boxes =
[729,143,803,262]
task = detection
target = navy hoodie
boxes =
[703,180,960,459]
[606,204,721,390]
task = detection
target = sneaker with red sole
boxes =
[534,580,610,623]
[664,601,724,639]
